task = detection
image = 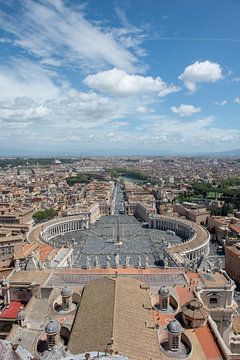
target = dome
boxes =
[189,298,203,311]
[61,286,73,298]
[167,320,183,334]
[158,285,170,297]
[45,319,60,334]
[182,298,209,320]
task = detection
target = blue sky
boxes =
[0,0,240,155]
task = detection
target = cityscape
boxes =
[0,1,240,360]
[0,156,240,359]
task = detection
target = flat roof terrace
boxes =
[46,268,188,289]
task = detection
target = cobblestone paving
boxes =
[54,215,182,268]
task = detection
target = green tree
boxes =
[33,208,57,223]
[66,174,92,186]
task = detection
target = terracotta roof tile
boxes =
[68,277,162,360]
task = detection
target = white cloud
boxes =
[136,106,154,114]
[0,59,60,101]
[179,60,223,92]
[0,104,49,122]
[0,58,121,140]
[112,121,129,127]
[47,92,119,129]
[147,116,240,148]
[113,6,147,61]
[234,97,240,103]
[171,104,201,117]
[84,68,179,97]
[0,91,118,129]
[215,100,227,106]
[0,0,141,72]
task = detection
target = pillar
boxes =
[1,277,10,305]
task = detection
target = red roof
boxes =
[229,223,240,235]
[195,325,223,359]
[0,301,23,319]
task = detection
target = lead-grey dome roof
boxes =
[167,319,183,334]
[158,285,170,296]
[45,319,60,334]
[61,285,73,297]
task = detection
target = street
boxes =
[208,239,225,268]
[113,182,125,215]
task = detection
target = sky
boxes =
[0,0,240,156]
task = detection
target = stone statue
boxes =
[195,281,202,292]
[115,253,120,268]
[126,255,130,267]
[67,254,73,268]
[138,255,142,268]
[106,255,111,268]
[14,259,20,271]
[86,256,91,269]
[215,258,222,270]
[94,256,99,268]
[198,255,213,272]
[145,256,149,268]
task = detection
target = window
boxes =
[162,298,168,310]
[210,297,218,305]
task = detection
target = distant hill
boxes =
[208,149,240,157]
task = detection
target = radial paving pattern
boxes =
[54,215,182,268]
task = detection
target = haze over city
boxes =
[0,0,240,155]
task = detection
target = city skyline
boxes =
[0,0,240,155]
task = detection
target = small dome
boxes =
[61,286,73,298]
[189,298,203,310]
[45,319,60,334]
[182,298,209,321]
[158,285,170,297]
[167,320,183,334]
[17,309,26,321]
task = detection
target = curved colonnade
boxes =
[149,215,210,261]
[40,215,89,246]
[28,215,90,247]
[28,214,210,263]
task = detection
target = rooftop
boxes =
[182,298,209,320]
[199,272,229,288]
[9,269,51,285]
[68,277,161,360]
[0,301,23,320]
[232,315,240,335]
